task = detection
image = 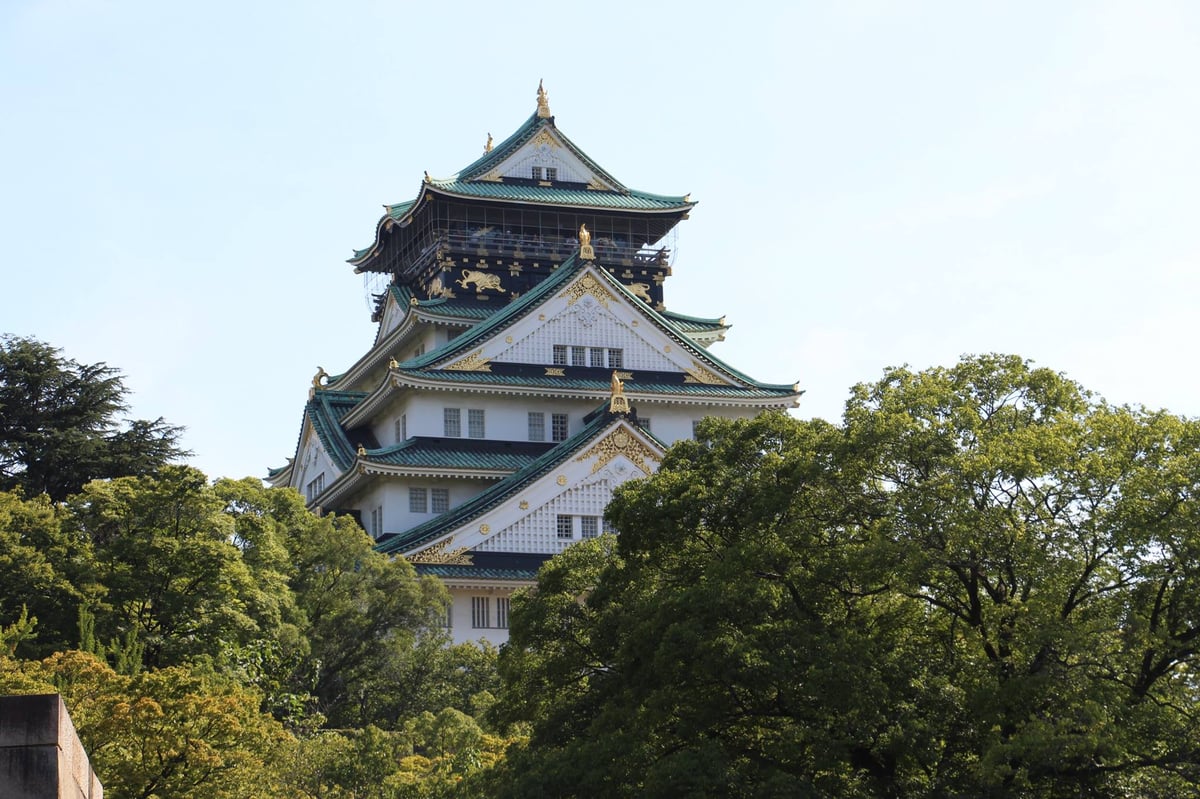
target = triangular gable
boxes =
[380,413,663,561]
[428,262,748,388]
[467,124,619,191]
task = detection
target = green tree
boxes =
[493,355,1200,797]
[0,649,292,799]
[0,336,186,501]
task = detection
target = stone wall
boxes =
[0,694,102,799]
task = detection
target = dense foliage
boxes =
[493,355,1200,797]
[0,335,185,500]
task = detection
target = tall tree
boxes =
[0,336,185,501]
[493,355,1200,797]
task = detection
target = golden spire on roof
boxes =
[484,132,493,153]
[536,79,551,119]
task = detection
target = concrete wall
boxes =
[0,694,102,799]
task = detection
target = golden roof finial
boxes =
[536,79,551,119]
[357,444,367,457]
[609,371,630,415]
[579,223,595,260]
[484,132,493,153]
[388,356,399,369]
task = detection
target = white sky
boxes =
[2,1,1198,480]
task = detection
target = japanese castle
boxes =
[270,83,802,644]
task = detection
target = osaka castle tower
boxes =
[270,83,802,644]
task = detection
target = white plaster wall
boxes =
[445,587,515,647]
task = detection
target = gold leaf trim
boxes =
[575,428,659,476]
[407,538,473,565]
[445,349,492,372]
[683,360,725,385]
[559,273,616,309]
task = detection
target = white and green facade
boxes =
[270,86,801,645]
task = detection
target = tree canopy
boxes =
[493,354,1200,797]
[0,335,185,501]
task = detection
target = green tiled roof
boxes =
[365,437,553,471]
[413,563,542,580]
[375,408,631,555]
[425,178,691,211]
[306,390,369,471]
[660,309,729,333]
[392,367,799,399]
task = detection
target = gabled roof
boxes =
[389,255,796,394]
[349,91,695,267]
[454,111,627,190]
[365,437,553,472]
[305,390,369,471]
[375,406,653,556]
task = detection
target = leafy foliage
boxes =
[494,355,1200,797]
[0,336,185,501]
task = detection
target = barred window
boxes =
[431,488,449,514]
[370,506,383,537]
[581,516,599,539]
[552,345,567,366]
[444,408,461,437]
[409,487,428,513]
[468,409,485,439]
[305,472,325,502]
[528,411,545,441]
[551,413,568,442]
[496,597,511,629]
[471,596,491,628]
[557,514,574,539]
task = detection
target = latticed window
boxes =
[306,472,325,501]
[431,488,449,514]
[552,413,568,442]
[581,516,599,539]
[608,348,624,368]
[409,487,428,513]
[589,347,605,367]
[557,514,574,539]
[444,408,461,437]
[552,345,567,366]
[528,412,545,441]
[468,409,485,438]
[638,417,652,433]
[571,346,586,367]
[496,597,511,629]
[545,167,557,181]
[531,166,543,181]
[471,596,490,628]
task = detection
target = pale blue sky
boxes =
[2,1,1197,480]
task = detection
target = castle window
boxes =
[528,411,545,441]
[394,414,407,444]
[589,347,605,368]
[551,413,568,442]
[545,167,557,181]
[431,488,450,514]
[471,596,491,628]
[468,409,485,438]
[571,346,586,367]
[608,348,624,368]
[409,487,428,513]
[370,506,383,537]
[557,514,574,539]
[552,345,567,366]
[531,166,543,181]
[638,417,652,433]
[496,597,510,629]
[444,408,461,437]
[581,516,599,539]
[442,603,453,629]
[305,472,325,502]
